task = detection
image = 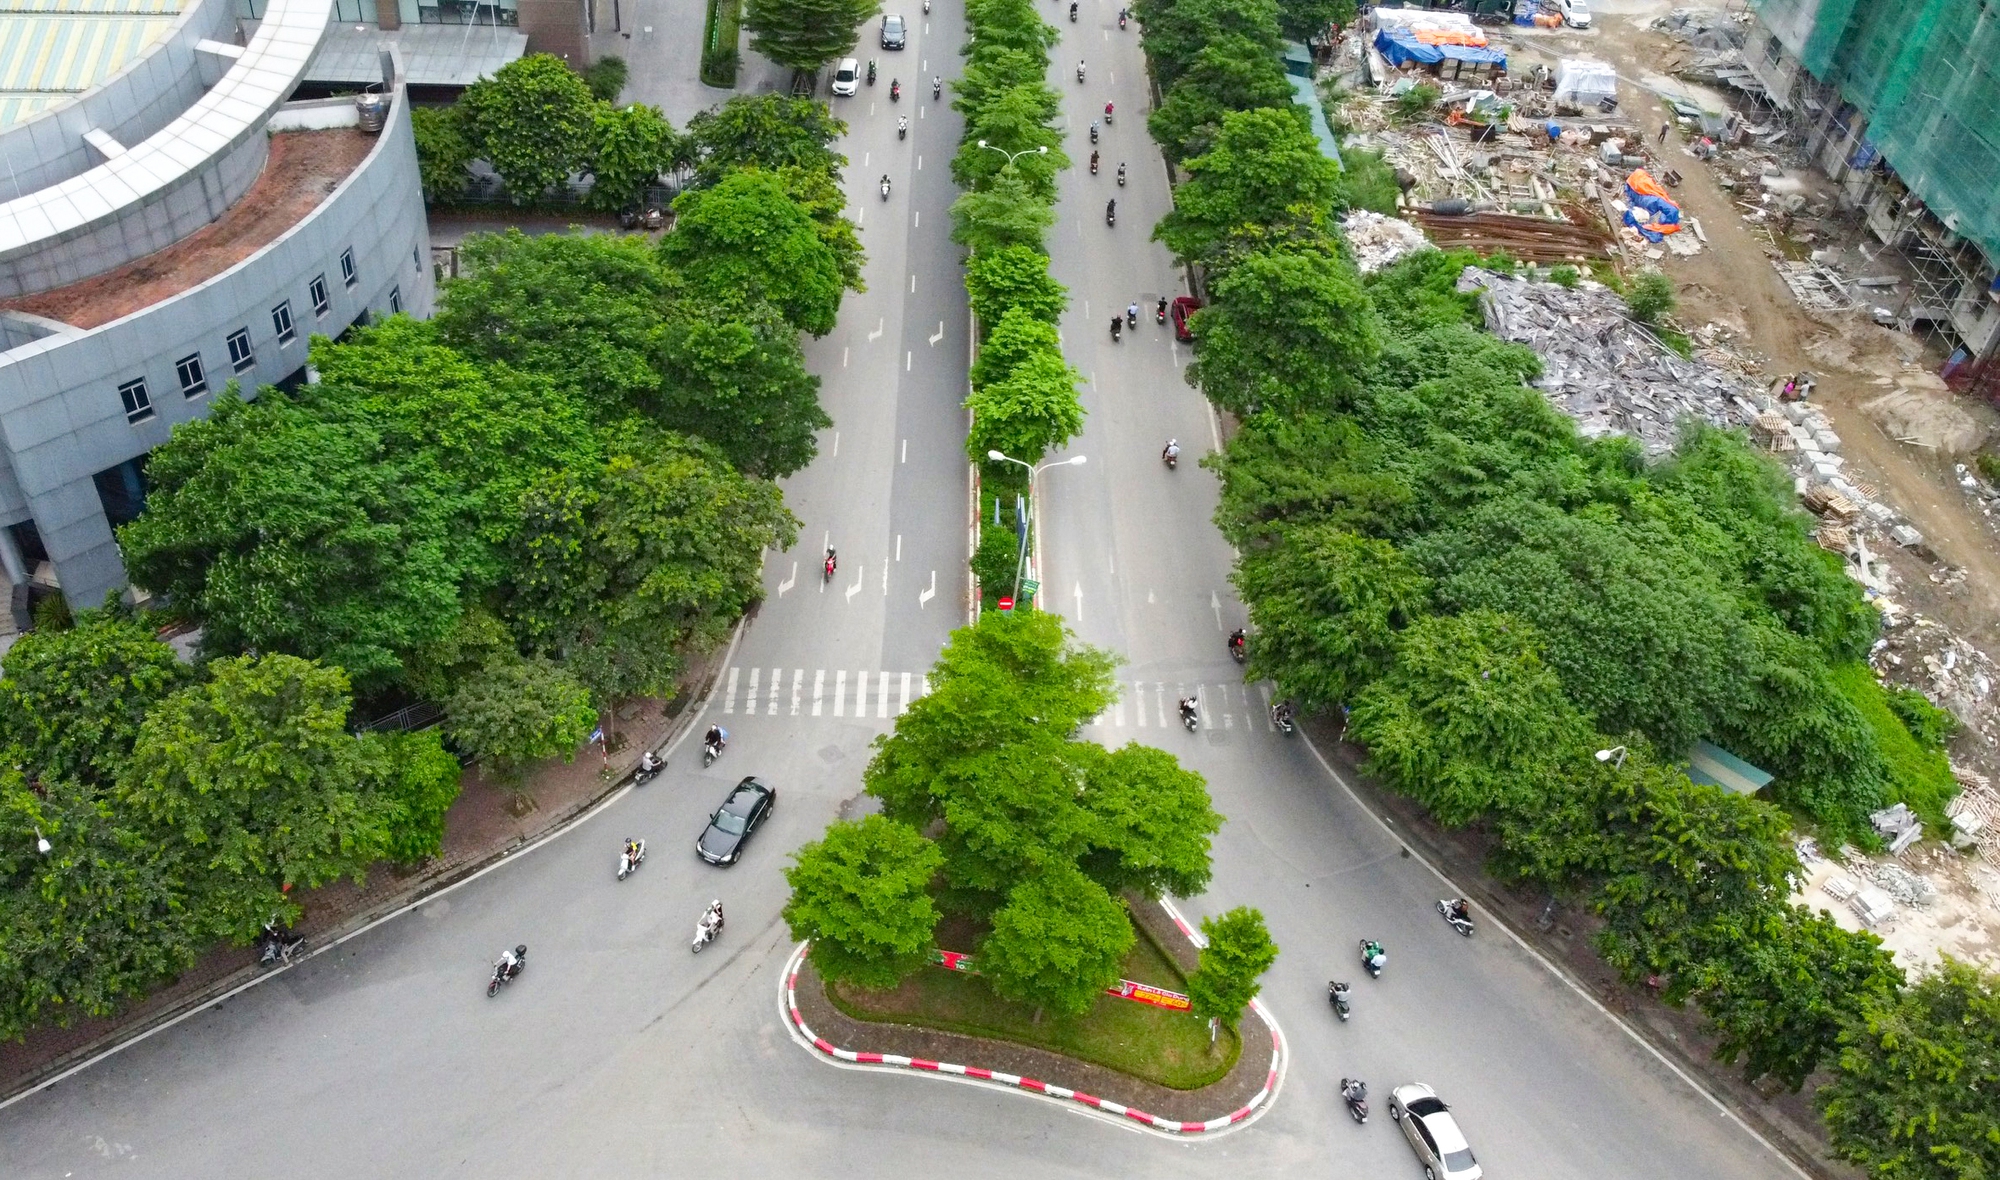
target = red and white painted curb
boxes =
[782,898,1287,1137]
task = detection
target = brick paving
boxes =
[0,639,730,1101]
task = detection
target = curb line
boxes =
[780,907,1287,1139]
[0,618,748,1113]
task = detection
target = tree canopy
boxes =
[1154,106,1341,268]
[460,54,598,202]
[742,0,878,71]
[662,170,849,336]
[784,816,945,989]
[0,603,186,785]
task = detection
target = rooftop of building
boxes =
[0,0,184,127]
[303,21,522,88]
[0,125,371,328]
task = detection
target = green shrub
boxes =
[1975,450,2000,487]
[1625,271,1676,325]
[1549,265,1579,288]
[1884,686,1958,750]
[701,0,742,88]
[1336,146,1402,216]
[584,55,628,102]
[1830,663,1956,827]
[1394,83,1440,121]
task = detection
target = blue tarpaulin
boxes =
[1372,29,1508,70]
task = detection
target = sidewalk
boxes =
[1303,719,1857,1180]
[0,636,731,1103]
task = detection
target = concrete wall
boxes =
[0,83,433,606]
[0,0,239,204]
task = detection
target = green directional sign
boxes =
[1019,579,1040,600]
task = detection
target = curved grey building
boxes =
[0,0,432,613]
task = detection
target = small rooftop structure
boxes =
[0,0,184,127]
[303,21,524,88]
[1686,740,1776,797]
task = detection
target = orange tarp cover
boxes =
[1624,169,1674,201]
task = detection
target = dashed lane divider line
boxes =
[781,910,1287,1138]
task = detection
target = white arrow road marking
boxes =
[919,569,936,607]
[869,318,885,341]
[1211,591,1223,631]
[1073,581,1084,621]
[778,561,797,596]
[847,564,864,601]
[930,321,944,345]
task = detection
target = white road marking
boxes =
[1134,681,1147,727]
[832,432,840,457]
[1211,591,1223,631]
[1155,683,1168,727]
[917,154,923,170]
[1259,684,1273,730]
[842,346,849,367]
[778,561,797,597]
[877,673,891,718]
[813,669,825,716]
[724,666,739,714]
[1073,581,1084,621]
[882,562,889,595]
[767,668,781,715]
[896,534,903,560]
[835,670,848,717]
[745,667,760,714]
[847,564,864,601]
[899,672,912,714]
[906,351,913,371]
[790,669,804,715]
[930,321,944,344]
[910,274,917,293]
[869,318,884,341]
[919,569,936,607]
[854,670,868,716]
[901,438,908,463]
[914,210,920,227]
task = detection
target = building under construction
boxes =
[1745,0,2000,392]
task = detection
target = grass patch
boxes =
[1337,146,1401,216]
[700,0,741,88]
[829,916,1240,1090]
[1655,326,1693,358]
[1830,662,1958,828]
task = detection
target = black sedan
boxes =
[696,777,776,866]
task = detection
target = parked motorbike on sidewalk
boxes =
[258,918,304,968]
[617,839,647,881]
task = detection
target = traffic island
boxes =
[783,897,1286,1134]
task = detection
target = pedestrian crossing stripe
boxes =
[718,669,1282,732]
[721,667,932,717]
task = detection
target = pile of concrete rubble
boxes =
[1458,267,1756,454]
[1341,210,1433,273]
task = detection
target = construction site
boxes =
[1330,0,2000,973]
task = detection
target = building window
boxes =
[176,353,207,398]
[340,248,357,288]
[389,285,402,315]
[118,377,154,424]
[272,300,296,345]
[227,327,255,371]
[310,274,330,316]
[415,0,518,26]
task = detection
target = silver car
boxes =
[831,56,859,96]
[1388,1083,1482,1180]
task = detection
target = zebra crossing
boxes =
[718,665,1280,734]
[720,666,932,718]
[1087,681,1281,732]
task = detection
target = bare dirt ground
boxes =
[1583,12,2000,651]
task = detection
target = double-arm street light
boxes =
[975,141,1049,167]
[986,450,1086,604]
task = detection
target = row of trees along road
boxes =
[0,95,864,1041]
[948,0,1086,608]
[784,611,1276,1031]
[1132,0,1997,1174]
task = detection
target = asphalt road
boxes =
[0,6,1805,1177]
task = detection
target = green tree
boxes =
[773,163,868,294]
[1149,35,1296,163]
[1819,958,2000,1180]
[661,170,847,336]
[1154,107,1341,269]
[783,816,945,990]
[953,89,1067,201]
[434,229,677,416]
[979,864,1134,1018]
[964,349,1085,463]
[583,54,628,102]
[586,102,679,212]
[0,602,186,785]
[1276,0,1356,41]
[1625,271,1677,325]
[460,54,599,203]
[117,390,465,691]
[1186,906,1278,1029]
[410,105,473,203]
[1347,610,1592,826]
[444,652,597,782]
[743,0,879,71]
[1133,0,1283,88]
[1233,526,1429,711]
[655,296,832,477]
[683,94,847,187]
[970,306,1062,390]
[950,169,1057,255]
[378,730,464,862]
[0,771,228,1040]
[1185,242,1379,416]
[966,245,1068,326]
[120,654,395,892]
[1074,741,1221,899]
[1692,905,1903,1091]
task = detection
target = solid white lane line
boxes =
[901,438,908,463]
[896,534,903,561]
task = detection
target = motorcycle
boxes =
[889,79,901,102]
[1163,446,1178,470]
[1328,980,1352,1022]
[1341,1078,1369,1124]
[692,905,725,954]
[1118,8,1126,27]
[703,738,724,768]
[1273,704,1296,735]
[258,919,304,968]
[1229,633,1246,663]
[1077,62,1086,83]
[617,839,647,881]
[633,757,663,785]
[923,0,930,11]
[898,116,908,140]
[1089,152,1099,175]
[825,549,838,580]
[1105,199,1116,227]
[879,176,891,200]
[1126,304,1139,328]
[1155,296,1168,325]
[487,945,528,997]
[932,77,942,99]
[1179,700,1199,732]
[1110,317,1122,342]
[1360,939,1385,978]
[1104,102,1114,125]
[1116,163,1126,186]
[867,59,877,85]
[1068,1,1076,19]
[1438,899,1475,937]
[1089,121,1099,144]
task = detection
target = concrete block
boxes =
[1890,524,1924,547]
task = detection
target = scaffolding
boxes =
[1750,0,2000,268]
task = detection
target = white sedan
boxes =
[1389,1083,1483,1180]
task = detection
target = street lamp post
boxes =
[1594,745,1629,769]
[985,450,1086,605]
[974,141,1049,168]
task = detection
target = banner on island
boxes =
[930,949,1192,1010]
